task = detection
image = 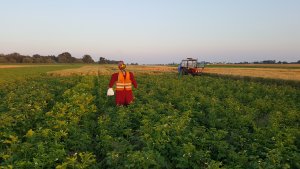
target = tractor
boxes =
[178,58,205,77]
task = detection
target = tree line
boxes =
[0,52,95,64]
[0,52,139,65]
[237,60,300,64]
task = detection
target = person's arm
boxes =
[130,72,137,88]
[109,73,118,88]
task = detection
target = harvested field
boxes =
[208,64,300,69]
[48,65,177,76]
[203,68,300,81]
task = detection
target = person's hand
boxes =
[107,88,114,96]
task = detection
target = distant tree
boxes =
[57,52,75,63]
[7,53,24,63]
[7,57,17,63]
[297,60,300,64]
[73,58,83,63]
[32,54,41,58]
[57,52,69,63]
[32,54,46,63]
[44,58,55,63]
[82,55,94,63]
[262,60,276,64]
[107,60,119,64]
[49,55,59,63]
[98,57,120,64]
[0,56,8,63]
[22,57,33,63]
[98,57,107,64]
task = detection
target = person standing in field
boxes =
[107,61,138,106]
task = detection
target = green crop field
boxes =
[0,64,83,84]
[0,67,299,168]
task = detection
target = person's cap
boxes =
[118,61,126,70]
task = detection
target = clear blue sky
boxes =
[0,0,299,64]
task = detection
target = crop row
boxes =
[95,75,299,168]
[0,76,98,168]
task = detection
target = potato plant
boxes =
[0,74,299,168]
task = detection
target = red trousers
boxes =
[115,90,134,106]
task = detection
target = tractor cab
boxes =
[180,58,197,68]
[178,58,205,76]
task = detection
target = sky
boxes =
[0,0,299,64]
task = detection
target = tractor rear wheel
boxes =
[182,69,188,75]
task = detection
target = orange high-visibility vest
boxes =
[116,71,132,91]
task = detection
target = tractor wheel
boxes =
[183,69,188,75]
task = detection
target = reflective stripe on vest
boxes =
[116,72,132,91]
